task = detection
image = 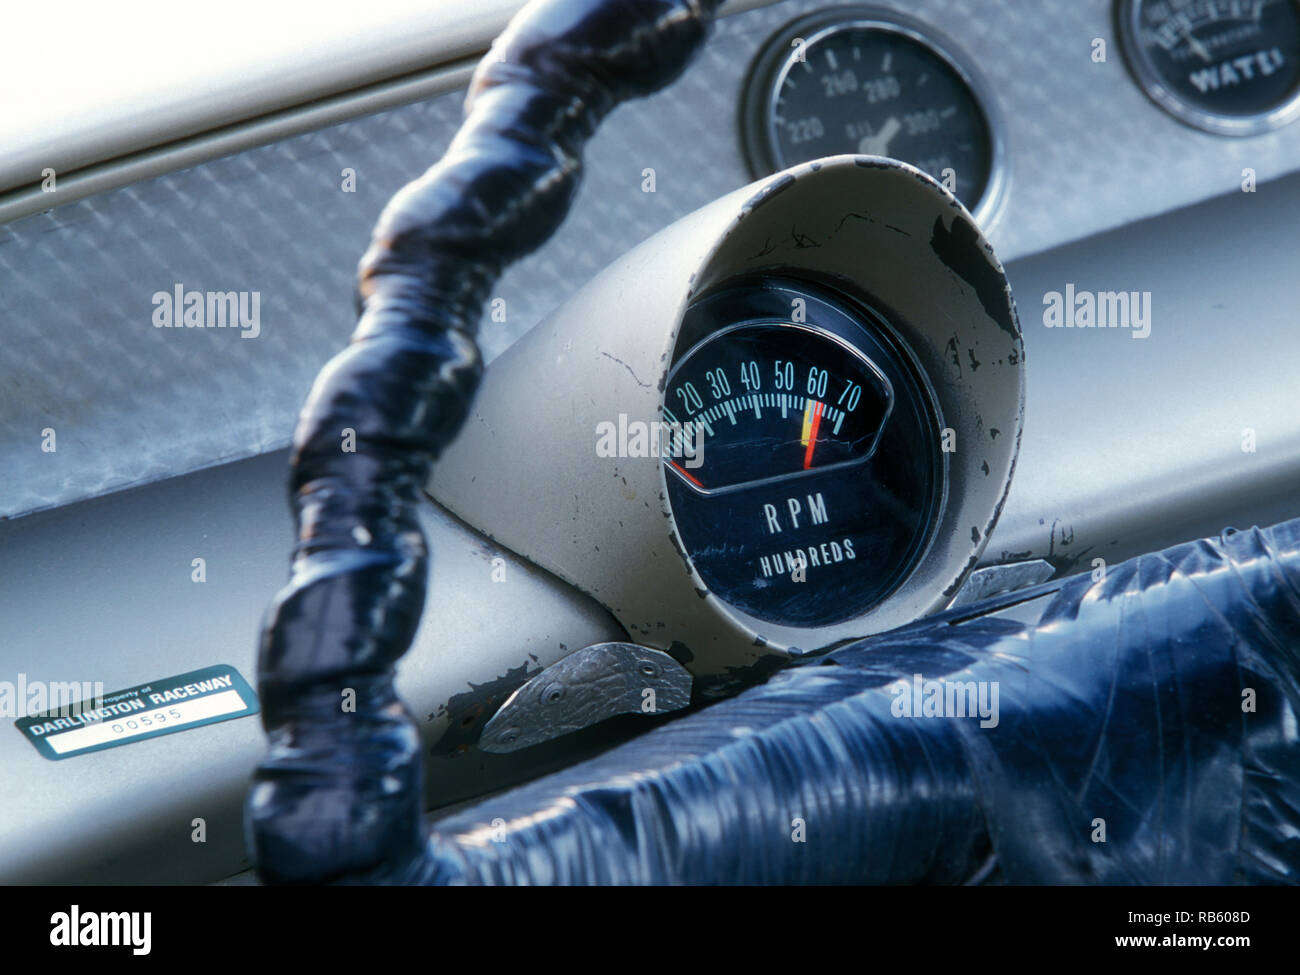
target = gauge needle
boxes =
[857,116,902,156]
[668,459,704,487]
[802,400,824,469]
[1183,29,1212,63]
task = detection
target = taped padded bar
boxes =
[396,519,1300,884]
[246,0,724,885]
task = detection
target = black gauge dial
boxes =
[741,9,999,219]
[663,323,894,495]
[1119,0,1300,134]
[663,280,944,629]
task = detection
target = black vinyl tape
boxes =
[399,520,1300,884]
[246,0,725,884]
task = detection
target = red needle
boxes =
[803,401,823,470]
[668,459,705,488]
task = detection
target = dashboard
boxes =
[1,0,1299,884]
[4,0,1300,528]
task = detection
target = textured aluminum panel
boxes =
[0,450,626,883]
[990,170,1300,572]
[3,0,1299,520]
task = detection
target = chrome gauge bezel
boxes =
[740,6,1008,228]
[1116,0,1300,136]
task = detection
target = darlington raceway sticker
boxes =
[14,665,258,761]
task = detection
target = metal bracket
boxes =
[479,643,693,753]
[947,559,1055,609]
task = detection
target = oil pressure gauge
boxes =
[1118,0,1300,134]
[741,7,1004,222]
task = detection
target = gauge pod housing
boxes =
[430,155,1023,684]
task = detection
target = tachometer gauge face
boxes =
[1118,0,1300,134]
[663,281,944,628]
[741,10,1001,221]
[663,323,894,495]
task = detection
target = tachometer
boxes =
[741,8,1003,222]
[1118,0,1300,134]
[663,280,944,628]
[663,322,894,494]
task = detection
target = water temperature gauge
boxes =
[664,280,944,628]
